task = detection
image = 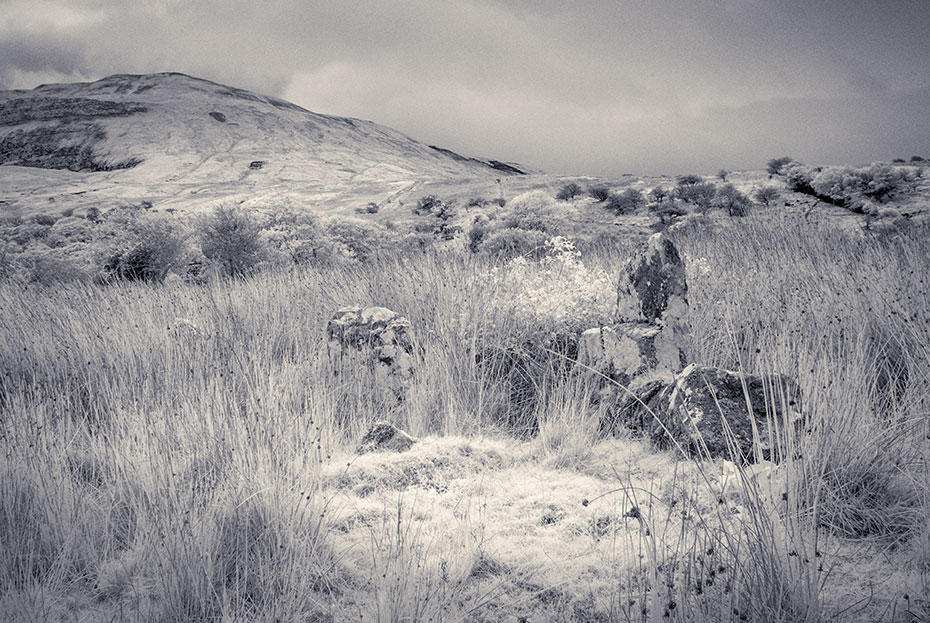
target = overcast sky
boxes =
[2,0,928,175]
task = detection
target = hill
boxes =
[0,72,528,216]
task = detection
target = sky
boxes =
[1,0,929,176]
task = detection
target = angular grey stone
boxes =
[356,421,416,454]
[577,322,686,389]
[326,306,415,392]
[605,364,804,463]
[617,232,688,325]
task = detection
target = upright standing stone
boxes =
[617,232,688,326]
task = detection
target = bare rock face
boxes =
[617,232,688,325]
[326,306,415,392]
[577,322,686,388]
[356,421,416,454]
[605,364,803,462]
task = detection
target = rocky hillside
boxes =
[0,72,527,215]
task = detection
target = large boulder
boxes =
[326,306,415,391]
[605,364,803,462]
[356,421,416,454]
[616,232,688,325]
[577,322,686,388]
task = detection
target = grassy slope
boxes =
[0,211,929,622]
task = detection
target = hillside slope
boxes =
[0,72,527,215]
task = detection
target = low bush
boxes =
[324,216,397,262]
[588,186,610,202]
[555,182,582,201]
[479,227,548,261]
[98,210,187,282]
[675,180,717,211]
[753,186,780,206]
[502,190,561,232]
[605,188,644,214]
[783,161,816,194]
[198,204,265,277]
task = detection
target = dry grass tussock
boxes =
[0,212,928,621]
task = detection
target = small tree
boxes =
[555,182,582,201]
[198,205,264,276]
[766,157,794,175]
[753,186,780,207]
[676,174,703,186]
[713,183,752,216]
[675,180,717,211]
[605,188,644,214]
[717,169,729,181]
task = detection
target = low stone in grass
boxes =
[356,421,416,454]
[606,364,804,463]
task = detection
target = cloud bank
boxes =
[2,0,928,174]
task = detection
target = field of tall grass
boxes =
[0,210,928,622]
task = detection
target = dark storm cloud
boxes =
[2,0,928,174]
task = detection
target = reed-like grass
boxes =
[0,212,927,621]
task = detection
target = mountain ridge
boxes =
[0,72,529,215]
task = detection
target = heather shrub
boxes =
[355,202,379,214]
[911,156,925,162]
[467,214,491,253]
[555,182,582,201]
[198,204,265,276]
[588,186,610,202]
[0,222,51,246]
[605,188,644,214]
[766,156,794,175]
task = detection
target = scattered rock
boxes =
[356,421,416,454]
[326,306,415,394]
[616,232,688,325]
[607,364,803,462]
[208,111,226,122]
[577,322,686,388]
[249,160,264,169]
